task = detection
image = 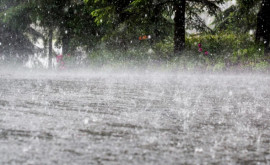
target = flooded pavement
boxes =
[0,70,270,164]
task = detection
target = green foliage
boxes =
[0,0,35,57]
[184,32,268,70]
[154,37,174,57]
[0,0,269,72]
[83,30,269,71]
[187,33,261,55]
[87,0,227,52]
[91,6,114,25]
[0,0,35,32]
[255,61,270,70]
[213,0,261,33]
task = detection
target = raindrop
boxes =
[65,30,68,34]
[64,7,69,13]
[0,42,1,46]
[4,13,6,16]
[195,148,203,153]
[83,118,89,125]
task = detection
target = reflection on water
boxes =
[0,70,270,164]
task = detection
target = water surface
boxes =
[0,70,270,164]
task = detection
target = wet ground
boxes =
[0,70,270,164]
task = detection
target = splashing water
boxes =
[0,69,270,164]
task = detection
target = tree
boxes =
[35,0,102,56]
[131,0,226,55]
[85,0,136,50]
[255,0,270,55]
[1,0,102,67]
[89,0,225,55]
[0,0,57,66]
[212,0,260,33]
[213,0,270,55]
[0,0,36,62]
[174,0,186,54]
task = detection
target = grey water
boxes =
[0,69,270,164]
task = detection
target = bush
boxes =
[83,32,269,71]
[186,32,265,66]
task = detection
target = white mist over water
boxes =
[0,69,270,164]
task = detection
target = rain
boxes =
[0,0,270,164]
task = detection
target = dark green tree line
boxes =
[1,0,270,66]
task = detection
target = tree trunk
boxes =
[153,7,160,40]
[44,38,47,60]
[256,0,270,55]
[62,33,70,56]
[174,0,186,55]
[48,28,53,69]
